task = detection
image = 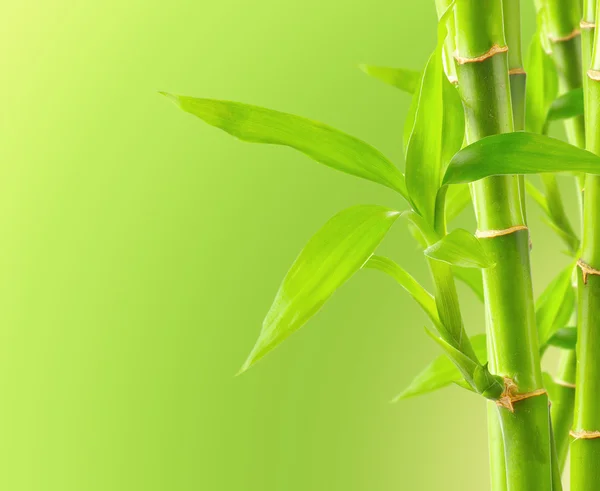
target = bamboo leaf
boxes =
[425,229,494,269]
[405,4,463,224]
[162,94,408,199]
[403,82,422,155]
[441,79,465,173]
[539,174,580,254]
[405,52,444,222]
[525,27,558,134]
[452,267,484,301]
[536,263,576,347]
[444,132,600,185]
[364,255,441,328]
[546,327,577,350]
[525,179,550,214]
[445,184,472,223]
[238,205,400,373]
[547,88,584,122]
[526,179,579,254]
[359,65,421,94]
[396,334,487,400]
[543,372,561,403]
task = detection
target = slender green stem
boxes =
[405,210,478,360]
[582,0,597,102]
[487,3,524,489]
[552,350,577,470]
[454,1,552,489]
[546,0,585,148]
[572,4,600,489]
[534,3,584,477]
[550,413,564,491]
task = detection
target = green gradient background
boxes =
[0,1,576,490]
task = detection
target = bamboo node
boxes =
[577,258,600,285]
[548,28,581,43]
[570,430,600,440]
[496,378,547,413]
[476,225,528,239]
[580,20,596,30]
[508,67,526,76]
[454,44,508,65]
[554,378,576,389]
[588,70,600,82]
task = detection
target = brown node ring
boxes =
[580,20,596,30]
[496,378,547,413]
[476,225,528,239]
[548,28,581,43]
[588,70,600,82]
[570,430,600,440]
[577,258,600,285]
[554,378,576,389]
[508,67,526,76]
[454,44,508,65]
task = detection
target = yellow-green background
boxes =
[0,1,575,489]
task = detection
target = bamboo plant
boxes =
[162,0,600,489]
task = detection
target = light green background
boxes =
[0,1,575,490]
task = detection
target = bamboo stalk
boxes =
[488,2,524,488]
[571,5,600,486]
[454,1,552,489]
[545,0,585,148]
[540,0,584,478]
[552,350,577,469]
[582,0,597,93]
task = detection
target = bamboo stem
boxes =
[454,1,552,489]
[552,350,577,470]
[541,1,585,477]
[545,0,585,148]
[571,3,600,489]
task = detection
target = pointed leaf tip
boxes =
[444,132,600,185]
[162,96,409,199]
[158,91,179,104]
[240,205,400,372]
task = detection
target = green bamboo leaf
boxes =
[405,52,444,222]
[525,179,550,214]
[445,184,472,223]
[239,205,401,373]
[536,263,576,347]
[424,328,503,399]
[359,65,421,94]
[452,267,484,301]
[363,255,441,329]
[444,132,600,185]
[546,327,577,350]
[441,79,465,173]
[405,3,463,224]
[402,82,422,155]
[547,88,584,122]
[539,174,579,254]
[407,221,428,249]
[543,372,561,403]
[525,27,558,134]
[396,333,487,400]
[526,179,579,254]
[425,229,494,269]
[161,94,408,199]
